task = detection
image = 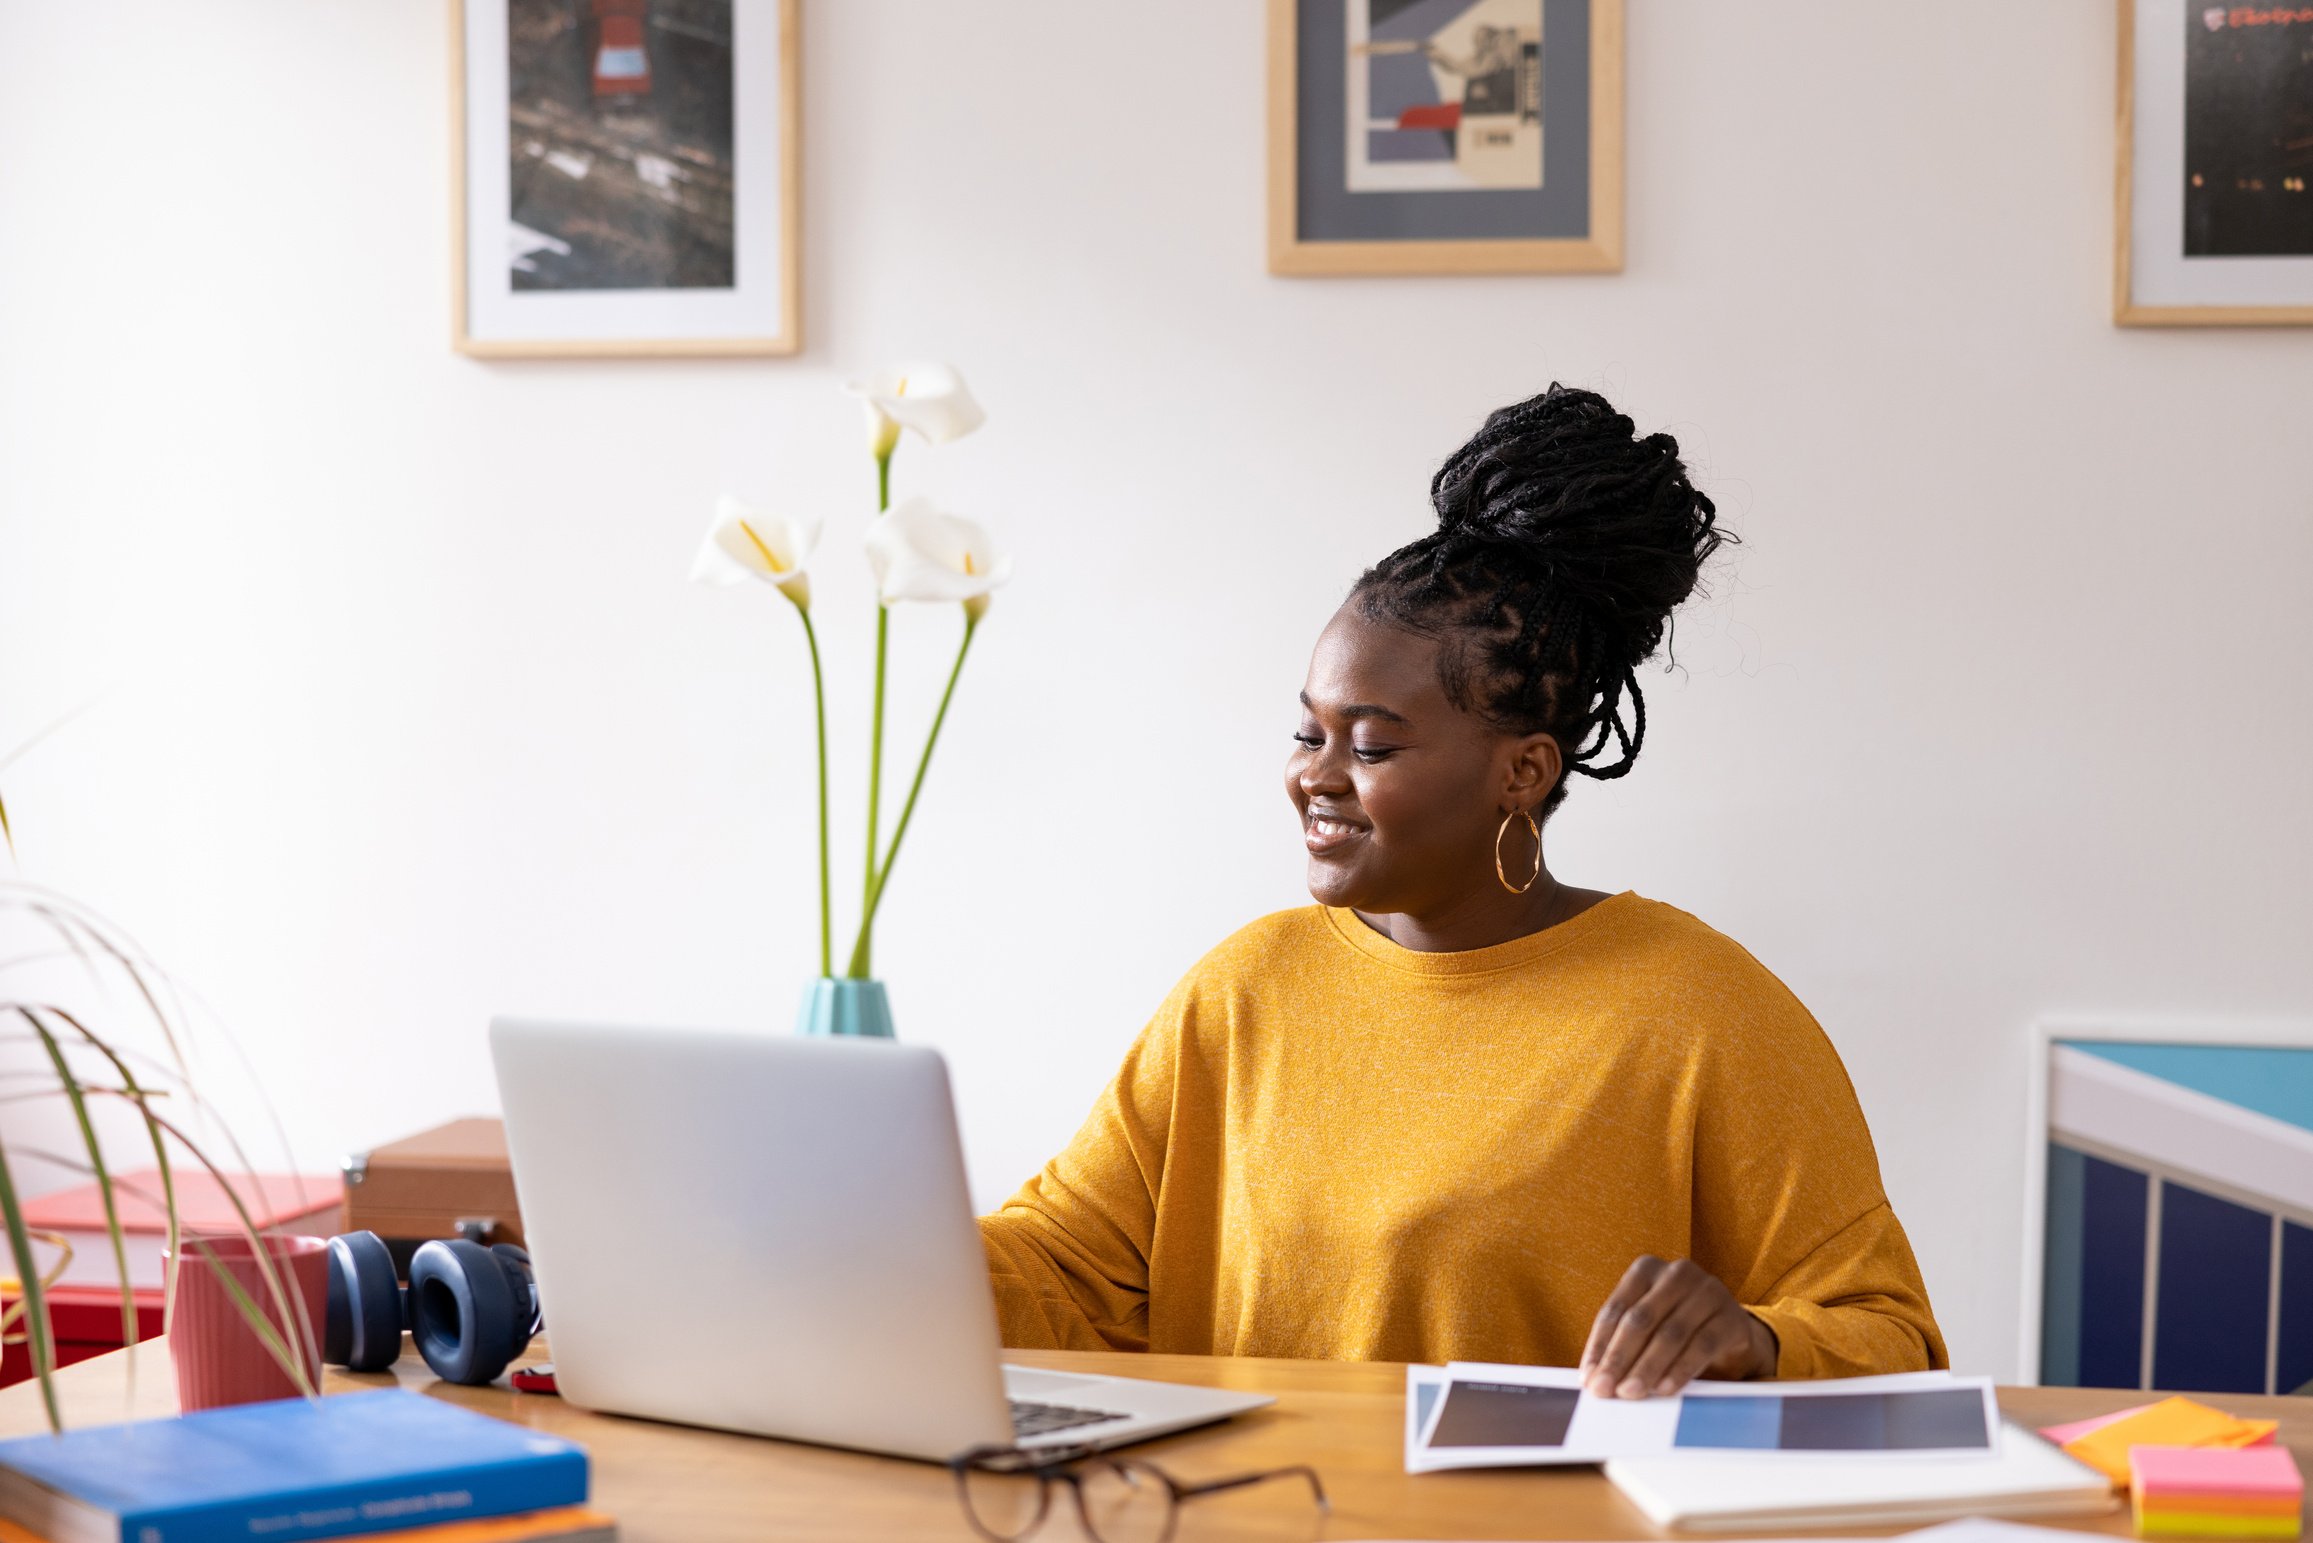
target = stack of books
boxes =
[0,1390,615,1543]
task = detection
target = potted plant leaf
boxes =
[1,738,321,1430]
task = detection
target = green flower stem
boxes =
[862,607,888,976]
[796,606,831,978]
[858,448,895,979]
[845,612,979,978]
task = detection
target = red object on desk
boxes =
[3,1169,337,1389]
[0,1284,167,1388]
[20,1170,340,1286]
[510,1363,560,1395]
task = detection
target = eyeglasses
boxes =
[948,1442,1329,1543]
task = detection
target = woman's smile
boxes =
[1304,807,1368,855]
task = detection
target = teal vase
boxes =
[796,977,895,1039]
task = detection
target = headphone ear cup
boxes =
[487,1243,541,1337]
[324,1232,405,1373]
[408,1238,520,1386]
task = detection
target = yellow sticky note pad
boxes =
[2135,1511,2302,1540]
[2067,1396,2282,1487]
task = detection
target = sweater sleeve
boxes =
[1743,1202,1949,1378]
[1687,970,1950,1379]
[977,997,1185,1352]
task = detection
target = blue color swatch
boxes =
[1674,1396,1782,1450]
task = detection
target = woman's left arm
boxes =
[1586,976,1949,1394]
[1685,988,1949,1381]
[1733,1200,1947,1378]
[1579,1199,1944,1395]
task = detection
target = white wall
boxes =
[2,0,2308,1379]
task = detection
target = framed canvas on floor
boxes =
[1267,0,1623,276]
[2021,1020,2313,1393]
[2116,0,2313,325]
[452,0,800,357]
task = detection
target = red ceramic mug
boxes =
[166,1233,329,1411]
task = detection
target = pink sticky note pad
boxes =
[2043,1404,2281,1450]
[2043,1403,2156,1446]
[2131,1445,2304,1500]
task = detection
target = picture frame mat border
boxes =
[1265,0,1623,277]
[448,0,802,359]
[2112,0,2313,327]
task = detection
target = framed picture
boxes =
[2116,0,2313,326]
[451,0,799,358]
[1266,0,1622,276]
[2019,1020,2313,1392]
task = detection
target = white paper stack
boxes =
[1407,1363,2001,1473]
[1602,1427,2117,1532]
[1400,1363,2116,1533]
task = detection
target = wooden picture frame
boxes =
[2115,0,2313,327]
[2018,1018,2313,1392]
[1267,0,1621,277]
[451,0,800,358]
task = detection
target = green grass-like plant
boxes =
[1,748,319,1430]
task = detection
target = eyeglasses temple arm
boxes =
[1170,1465,1330,1511]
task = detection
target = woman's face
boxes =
[1285,606,1554,916]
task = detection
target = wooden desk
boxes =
[1,1344,2305,1541]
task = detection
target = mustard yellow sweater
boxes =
[979,895,1946,1376]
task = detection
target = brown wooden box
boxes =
[342,1117,523,1261]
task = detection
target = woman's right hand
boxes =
[1578,1254,1778,1398]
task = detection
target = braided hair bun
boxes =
[1352,384,1726,813]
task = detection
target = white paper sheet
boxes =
[1406,1364,1450,1465]
[1903,1523,2119,1543]
[1409,1364,1998,1473]
[1603,1438,2121,1533]
[1335,1521,2107,1543]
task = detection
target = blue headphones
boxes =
[323,1230,541,1386]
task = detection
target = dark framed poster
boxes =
[452,0,800,357]
[1267,0,1622,275]
[2117,0,2313,325]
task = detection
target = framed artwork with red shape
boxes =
[451,0,799,357]
[1267,0,1623,276]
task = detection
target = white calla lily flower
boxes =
[844,361,986,453]
[864,498,1013,620]
[691,495,821,610]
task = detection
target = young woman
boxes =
[980,386,1945,1396]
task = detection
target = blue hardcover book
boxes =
[0,1390,588,1543]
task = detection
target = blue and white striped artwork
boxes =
[2041,1040,2313,1394]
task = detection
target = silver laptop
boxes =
[488,1019,1271,1462]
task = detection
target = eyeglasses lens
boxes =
[959,1465,1048,1541]
[1077,1460,1175,1543]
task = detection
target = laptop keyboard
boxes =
[1010,1398,1128,1438]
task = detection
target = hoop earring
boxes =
[1494,809,1542,895]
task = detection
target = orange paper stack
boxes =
[2130,1445,2304,1540]
[2058,1397,2280,1487]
